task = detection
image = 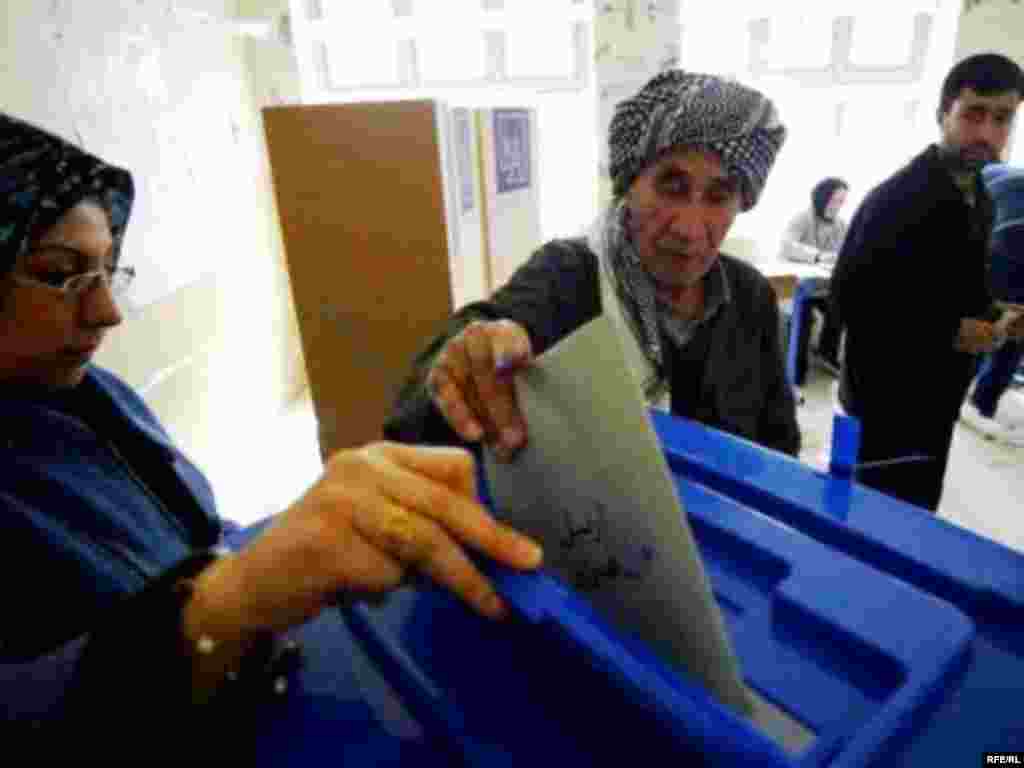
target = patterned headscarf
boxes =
[608,70,786,210]
[0,113,134,277]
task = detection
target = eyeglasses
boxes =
[12,265,136,299]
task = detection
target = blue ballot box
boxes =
[226,409,1022,767]
[650,410,1024,764]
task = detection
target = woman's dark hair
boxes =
[812,177,848,221]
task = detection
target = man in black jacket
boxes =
[385,70,800,459]
[831,53,1024,512]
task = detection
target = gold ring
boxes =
[377,507,429,564]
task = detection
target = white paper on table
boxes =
[483,313,753,717]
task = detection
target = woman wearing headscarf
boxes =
[781,177,850,265]
[386,70,800,458]
[780,178,850,387]
[0,114,542,739]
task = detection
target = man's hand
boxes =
[996,309,1024,343]
[955,318,1001,355]
[426,320,534,461]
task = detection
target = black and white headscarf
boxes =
[594,69,781,402]
[0,113,134,277]
[608,70,786,210]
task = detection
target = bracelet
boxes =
[168,547,228,650]
[170,550,304,699]
[66,548,304,733]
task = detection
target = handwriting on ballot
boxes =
[484,314,753,718]
[556,496,655,591]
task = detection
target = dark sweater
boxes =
[832,145,998,430]
[385,238,800,456]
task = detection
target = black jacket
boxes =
[832,145,997,430]
[384,238,800,456]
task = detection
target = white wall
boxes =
[1,0,306,515]
[593,0,683,207]
[675,1,964,258]
[238,0,308,404]
[590,0,1023,241]
[955,0,1024,68]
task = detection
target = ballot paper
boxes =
[483,313,753,718]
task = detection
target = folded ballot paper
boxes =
[483,314,812,749]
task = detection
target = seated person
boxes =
[780,178,849,385]
[385,70,800,459]
[0,113,543,744]
[781,177,849,265]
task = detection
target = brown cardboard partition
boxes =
[263,101,455,457]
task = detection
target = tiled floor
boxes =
[214,372,1024,554]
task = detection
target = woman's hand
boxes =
[185,442,543,650]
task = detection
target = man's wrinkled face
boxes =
[625,147,740,291]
